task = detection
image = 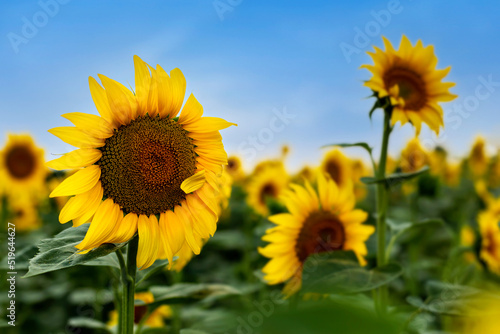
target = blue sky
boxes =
[1,0,500,171]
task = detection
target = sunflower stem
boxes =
[375,105,392,314]
[123,236,139,334]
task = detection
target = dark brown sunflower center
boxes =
[325,161,342,185]
[5,145,36,180]
[259,183,278,205]
[227,158,237,171]
[295,211,345,262]
[485,230,499,260]
[384,68,426,110]
[98,116,196,215]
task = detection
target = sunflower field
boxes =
[1,2,500,334]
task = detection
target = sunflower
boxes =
[247,164,289,216]
[460,225,476,263]
[259,173,375,295]
[488,151,500,188]
[428,147,447,177]
[320,148,352,189]
[8,195,41,232]
[47,56,235,269]
[468,136,488,179]
[478,212,500,275]
[293,166,316,184]
[362,35,457,135]
[350,158,370,201]
[0,134,47,198]
[225,155,245,181]
[444,162,461,187]
[107,292,172,328]
[400,137,428,173]
[445,292,500,334]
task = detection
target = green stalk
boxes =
[122,236,139,334]
[375,106,392,314]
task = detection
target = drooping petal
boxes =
[180,170,206,194]
[137,214,160,270]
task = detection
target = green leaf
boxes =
[24,224,127,278]
[180,330,210,334]
[261,300,401,334]
[321,142,373,155]
[361,166,429,187]
[135,258,170,288]
[67,317,112,333]
[145,283,241,307]
[301,251,402,294]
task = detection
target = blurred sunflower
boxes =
[468,136,488,179]
[429,147,447,177]
[362,35,457,135]
[320,148,351,189]
[108,292,171,328]
[460,225,476,263]
[478,212,500,275]
[0,134,47,198]
[247,164,289,216]
[350,158,370,201]
[444,162,462,187]
[294,166,316,184]
[400,138,428,173]
[446,292,500,334]
[47,56,235,269]
[225,155,245,181]
[488,151,500,188]
[8,195,41,232]
[259,173,374,295]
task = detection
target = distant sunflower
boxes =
[108,292,171,328]
[488,151,500,188]
[225,156,245,181]
[460,225,476,263]
[0,134,46,198]
[259,173,374,295]
[478,212,500,275]
[444,162,462,187]
[468,136,488,179]
[9,195,41,232]
[247,164,288,216]
[429,147,447,177]
[320,149,351,189]
[350,158,370,201]
[48,56,235,269]
[400,138,428,173]
[362,35,457,134]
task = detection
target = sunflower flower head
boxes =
[247,163,289,216]
[362,35,457,135]
[259,173,374,295]
[320,148,352,189]
[478,211,500,275]
[0,134,47,199]
[468,136,489,179]
[47,56,236,269]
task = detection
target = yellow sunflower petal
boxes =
[182,117,236,133]
[46,148,102,170]
[88,76,116,128]
[49,165,101,198]
[109,212,138,244]
[180,170,206,194]
[48,127,105,148]
[59,181,103,224]
[98,74,137,125]
[137,214,160,270]
[62,112,114,139]
[178,93,204,125]
[76,198,121,250]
